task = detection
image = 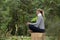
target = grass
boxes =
[6,36,31,40]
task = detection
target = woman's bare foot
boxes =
[28,30,32,33]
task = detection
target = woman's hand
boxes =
[26,22,30,25]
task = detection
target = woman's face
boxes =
[36,10,40,15]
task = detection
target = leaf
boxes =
[31,17,37,22]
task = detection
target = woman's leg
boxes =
[29,25,45,33]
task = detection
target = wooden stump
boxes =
[31,33,45,40]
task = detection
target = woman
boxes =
[27,9,45,33]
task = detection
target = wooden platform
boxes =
[31,33,45,40]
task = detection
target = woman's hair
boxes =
[37,9,44,16]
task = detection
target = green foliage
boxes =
[31,17,37,22]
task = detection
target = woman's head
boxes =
[36,9,44,16]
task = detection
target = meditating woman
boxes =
[27,9,45,33]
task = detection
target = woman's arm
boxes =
[29,16,42,26]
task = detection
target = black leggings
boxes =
[29,25,45,33]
